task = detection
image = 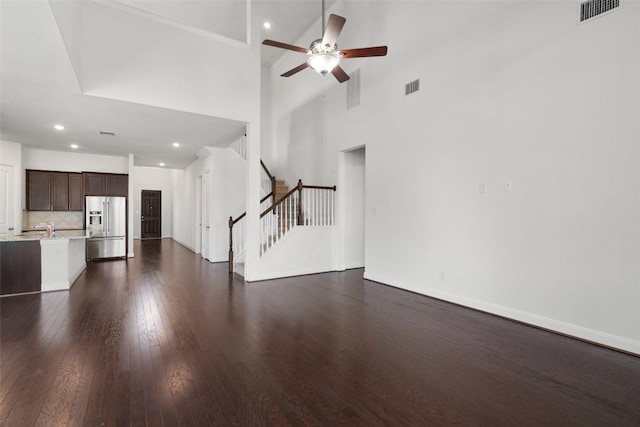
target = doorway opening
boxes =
[343,146,366,269]
[141,190,161,239]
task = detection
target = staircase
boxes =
[274,179,289,203]
[228,139,336,276]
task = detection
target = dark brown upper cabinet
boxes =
[68,173,84,211]
[83,172,128,197]
[52,172,69,211]
[27,170,85,211]
[26,170,52,211]
[107,174,128,197]
[83,172,106,196]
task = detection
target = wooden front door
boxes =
[141,190,161,239]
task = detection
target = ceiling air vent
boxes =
[347,69,361,110]
[579,0,620,22]
[405,79,420,96]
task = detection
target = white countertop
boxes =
[0,229,90,242]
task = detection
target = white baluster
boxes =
[316,189,319,226]
[322,190,326,226]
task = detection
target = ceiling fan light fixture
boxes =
[308,53,339,76]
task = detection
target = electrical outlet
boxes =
[504,182,512,192]
[479,183,487,194]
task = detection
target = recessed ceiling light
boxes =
[172,142,180,147]
[70,144,79,149]
[159,162,165,167]
[264,22,271,29]
[54,124,65,130]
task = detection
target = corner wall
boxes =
[265,1,640,354]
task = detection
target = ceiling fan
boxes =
[262,1,388,83]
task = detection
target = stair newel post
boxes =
[228,216,234,274]
[297,179,304,226]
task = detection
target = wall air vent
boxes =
[579,0,620,22]
[405,79,420,96]
[347,68,361,110]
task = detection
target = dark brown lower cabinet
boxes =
[0,241,41,295]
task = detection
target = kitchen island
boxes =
[0,230,89,296]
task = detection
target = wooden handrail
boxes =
[261,192,273,204]
[229,179,337,274]
[260,160,274,181]
[261,160,276,204]
[231,212,246,225]
[260,186,298,218]
[230,192,272,226]
[302,185,337,191]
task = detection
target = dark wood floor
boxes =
[1,239,639,426]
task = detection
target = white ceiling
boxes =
[0,0,332,169]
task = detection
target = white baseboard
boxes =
[247,266,335,282]
[68,262,86,288]
[171,237,195,253]
[364,272,640,356]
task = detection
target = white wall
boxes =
[171,144,246,261]
[172,156,203,251]
[265,1,640,354]
[170,168,185,245]
[0,140,23,231]
[210,148,246,262]
[24,148,128,173]
[131,166,175,239]
[250,227,337,281]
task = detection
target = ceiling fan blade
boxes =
[321,14,346,49]
[331,65,350,83]
[281,62,310,77]
[340,46,388,58]
[263,39,308,53]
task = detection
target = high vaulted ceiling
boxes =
[0,0,333,169]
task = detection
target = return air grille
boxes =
[405,79,420,96]
[347,69,361,109]
[580,0,620,22]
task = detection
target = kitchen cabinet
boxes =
[107,174,128,197]
[0,240,41,295]
[84,172,106,196]
[26,170,52,211]
[83,173,128,197]
[68,173,84,210]
[27,170,84,211]
[52,172,69,211]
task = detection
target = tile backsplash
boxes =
[25,211,84,230]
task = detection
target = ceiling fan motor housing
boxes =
[310,39,337,54]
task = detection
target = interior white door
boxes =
[201,170,211,261]
[0,164,15,234]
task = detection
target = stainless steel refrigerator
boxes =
[85,196,126,260]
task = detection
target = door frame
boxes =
[0,163,16,234]
[140,189,162,239]
[337,145,366,271]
